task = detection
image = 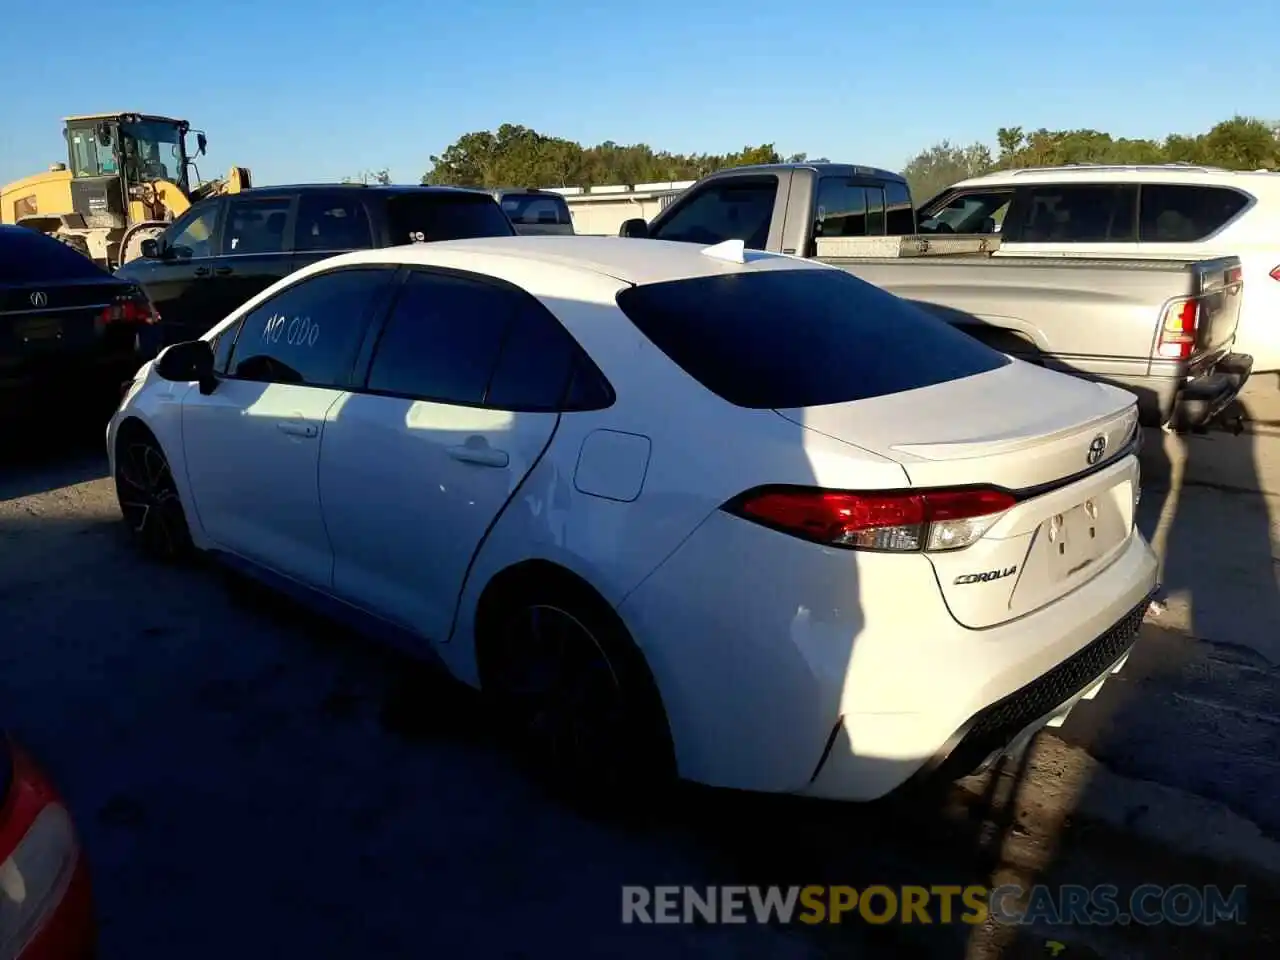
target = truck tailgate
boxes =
[1184,257,1243,360]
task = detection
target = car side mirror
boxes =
[619,218,650,239]
[140,238,162,259]
[155,339,217,394]
[196,132,208,156]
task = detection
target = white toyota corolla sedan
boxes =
[108,236,1158,807]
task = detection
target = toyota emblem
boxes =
[29,291,48,308]
[1086,434,1108,465]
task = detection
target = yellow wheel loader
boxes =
[0,112,251,269]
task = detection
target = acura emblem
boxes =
[1086,434,1108,465]
[29,291,48,308]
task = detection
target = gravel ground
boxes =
[2,404,1278,958]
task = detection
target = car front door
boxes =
[319,268,582,644]
[180,265,397,587]
[117,198,223,349]
[214,193,300,320]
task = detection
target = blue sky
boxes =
[2,0,1276,189]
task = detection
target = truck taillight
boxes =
[1156,298,1200,361]
[722,485,1017,553]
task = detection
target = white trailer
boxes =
[543,181,695,236]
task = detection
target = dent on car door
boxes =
[179,266,396,586]
[319,269,581,645]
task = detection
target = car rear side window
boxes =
[0,227,109,282]
[651,177,777,249]
[1007,185,1138,243]
[222,196,292,255]
[295,193,374,251]
[365,270,601,410]
[386,194,515,244]
[226,268,393,387]
[615,267,1010,409]
[1138,184,1250,242]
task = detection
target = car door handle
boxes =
[214,266,233,276]
[194,266,210,277]
[277,421,318,439]
[446,444,509,468]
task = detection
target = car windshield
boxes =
[615,267,1010,409]
[120,120,187,190]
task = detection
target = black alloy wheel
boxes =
[115,434,192,561]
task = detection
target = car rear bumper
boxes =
[617,509,1159,801]
[1170,352,1253,430]
[0,348,144,422]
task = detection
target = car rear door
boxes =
[319,267,577,645]
[180,265,397,588]
[213,193,299,319]
[292,190,376,270]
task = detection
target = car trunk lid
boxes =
[775,361,1141,628]
[0,277,138,370]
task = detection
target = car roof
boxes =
[237,183,491,197]
[712,161,907,183]
[322,235,830,286]
[950,165,1280,195]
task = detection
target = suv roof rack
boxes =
[1007,162,1225,175]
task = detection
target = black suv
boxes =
[116,184,515,349]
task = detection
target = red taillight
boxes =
[98,292,158,328]
[725,486,1017,553]
[1270,265,1280,282]
[1156,298,1200,361]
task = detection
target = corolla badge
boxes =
[1086,434,1107,466]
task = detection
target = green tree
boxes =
[902,140,993,202]
[423,126,782,188]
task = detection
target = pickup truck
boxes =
[617,162,1253,429]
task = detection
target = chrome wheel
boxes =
[115,437,191,560]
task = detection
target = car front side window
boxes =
[165,202,220,260]
[225,268,395,387]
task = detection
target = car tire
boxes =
[478,575,676,817]
[114,427,194,562]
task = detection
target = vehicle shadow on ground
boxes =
[0,404,113,501]
[958,382,1280,958]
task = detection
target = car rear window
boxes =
[1138,184,1250,242]
[499,193,572,226]
[614,267,1010,409]
[387,193,515,244]
[0,227,110,283]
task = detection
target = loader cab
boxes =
[62,113,196,228]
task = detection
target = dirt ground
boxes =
[1,380,1278,958]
